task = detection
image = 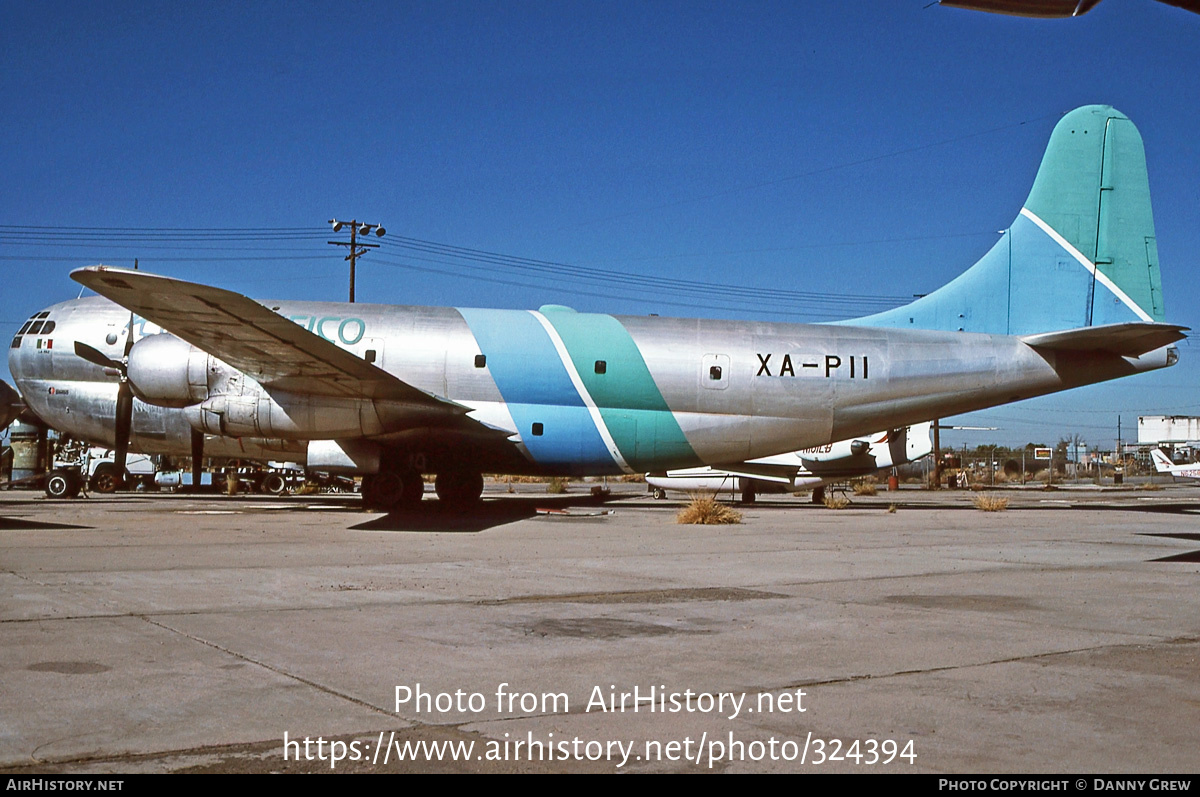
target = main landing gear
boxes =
[434,471,484,507]
[360,469,485,511]
[360,469,424,511]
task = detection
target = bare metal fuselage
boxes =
[10,294,1169,476]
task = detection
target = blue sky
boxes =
[2,1,1197,448]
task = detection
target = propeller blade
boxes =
[111,381,134,491]
[98,310,139,491]
[190,429,204,494]
[74,341,123,371]
[122,311,136,358]
[0,379,24,430]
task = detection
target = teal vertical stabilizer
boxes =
[850,105,1165,335]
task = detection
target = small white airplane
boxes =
[1149,448,1200,480]
[647,422,931,502]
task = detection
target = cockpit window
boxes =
[27,321,44,335]
[40,320,55,334]
[36,311,49,319]
[17,321,32,334]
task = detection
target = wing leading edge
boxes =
[71,266,465,412]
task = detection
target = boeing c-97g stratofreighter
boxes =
[7,105,1187,509]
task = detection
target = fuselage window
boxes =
[10,337,21,349]
[531,422,544,436]
[365,349,377,363]
[474,354,486,368]
[709,365,723,380]
[594,360,606,374]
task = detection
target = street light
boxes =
[328,218,385,302]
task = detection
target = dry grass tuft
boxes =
[676,495,743,525]
[971,493,1009,512]
[852,481,877,496]
[887,503,897,514]
[1137,482,1163,491]
[546,477,570,494]
[823,494,851,510]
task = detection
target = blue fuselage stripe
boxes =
[457,308,616,472]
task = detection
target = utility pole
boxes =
[328,219,385,302]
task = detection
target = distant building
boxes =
[1137,416,1200,462]
[1138,416,1200,445]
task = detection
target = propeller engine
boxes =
[0,379,24,431]
[73,317,136,489]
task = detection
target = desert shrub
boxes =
[676,495,743,525]
[823,495,850,509]
[971,493,1008,511]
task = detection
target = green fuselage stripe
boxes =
[539,309,698,470]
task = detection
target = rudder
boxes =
[852,105,1165,335]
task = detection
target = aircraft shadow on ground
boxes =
[1137,531,1200,563]
[0,516,92,531]
[349,492,628,533]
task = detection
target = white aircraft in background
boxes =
[1149,448,1200,480]
[647,422,931,502]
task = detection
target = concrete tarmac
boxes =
[1,483,1197,773]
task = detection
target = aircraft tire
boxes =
[260,472,287,495]
[435,471,483,506]
[740,483,757,504]
[361,472,399,510]
[46,470,81,499]
[811,486,825,504]
[362,470,422,511]
[652,487,667,500]
[90,464,123,494]
[401,470,425,506]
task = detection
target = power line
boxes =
[0,223,913,317]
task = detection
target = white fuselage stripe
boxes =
[1019,207,1154,322]
[528,310,634,473]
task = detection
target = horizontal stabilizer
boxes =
[1020,322,1187,357]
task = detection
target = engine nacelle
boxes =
[126,334,214,408]
[183,389,387,439]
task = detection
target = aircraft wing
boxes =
[938,0,1103,17]
[71,266,466,411]
[702,463,799,484]
[1020,323,1188,357]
